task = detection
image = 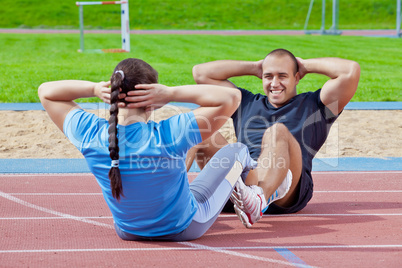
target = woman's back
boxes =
[65,109,202,237]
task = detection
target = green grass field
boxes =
[0,33,401,103]
[0,1,401,103]
[0,0,398,30]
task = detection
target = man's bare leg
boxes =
[230,123,303,228]
[257,123,303,207]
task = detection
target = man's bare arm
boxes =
[192,60,263,88]
[297,57,360,115]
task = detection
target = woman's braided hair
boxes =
[108,58,158,200]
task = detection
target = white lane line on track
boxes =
[179,242,314,268]
[0,173,94,177]
[1,244,401,254]
[1,217,114,220]
[2,213,402,221]
[9,193,103,195]
[3,212,402,221]
[221,213,402,217]
[0,190,113,229]
[5,190,402,195]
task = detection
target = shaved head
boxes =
[265,49,299,75]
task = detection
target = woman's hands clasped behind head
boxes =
[123,84,172,112]
[95,82,170,112]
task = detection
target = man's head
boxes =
[262,49,300,108]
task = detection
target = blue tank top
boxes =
[64,109,202,237]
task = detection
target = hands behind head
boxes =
[118,84,171,111]
[255,59,264,79]
[296,57,307,79]
[95,82,170,111]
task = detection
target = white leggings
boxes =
[114,143,253,241]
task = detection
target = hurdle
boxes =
[304,0,342,35]
[76,1,130,53]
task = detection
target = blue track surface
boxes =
[1,157,401,173]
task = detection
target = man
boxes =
[186,49,360,228]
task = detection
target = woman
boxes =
[38,58,254,241]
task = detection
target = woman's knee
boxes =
[218,142,247,156]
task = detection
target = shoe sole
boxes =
[234,204,252,228]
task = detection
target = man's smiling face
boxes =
[262,54,300,108]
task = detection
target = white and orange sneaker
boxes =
[231,178,267,228]
[231,170,293,228]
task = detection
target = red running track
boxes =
[1,171,401,267]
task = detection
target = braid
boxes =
[108,72,124,200]
[106,59,158,200]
